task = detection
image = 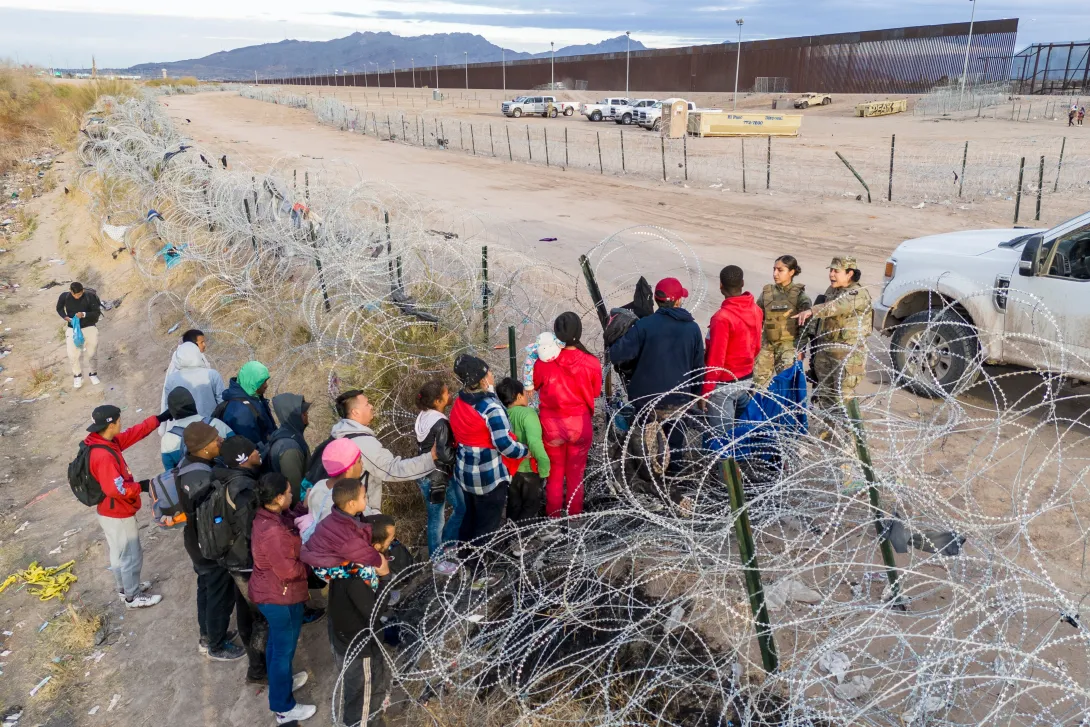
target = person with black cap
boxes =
[532,312,603,518]
[83,404,168,608]
[449,354,528,589]
[608,277,705,412]
[210,434,268,681]
[178,425,246,662]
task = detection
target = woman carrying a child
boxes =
[532,312,603,518]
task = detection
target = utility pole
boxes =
[551,41,555,90]
[434,55,439,92]
[411,57,416,88]
[502,48,506,94]
[959,0,978,110]
[734,19,744,110]
[626,31,631,96]
[464,51,469,89]
[392,61,397,89]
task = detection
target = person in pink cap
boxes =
[300,438,368,542]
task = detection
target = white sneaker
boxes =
[275,703,316,724]
[292,671,308,691]
[73,375,82,389]
[89,374,101,386]
[119,582,152,599]
[433,561,459,576]
[124,594,162,609]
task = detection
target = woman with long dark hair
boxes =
[754,254,812,388]
[532,312,603,518]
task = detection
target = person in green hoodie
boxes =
[496,377,550,522]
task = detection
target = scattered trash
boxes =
[901,695,945,723]
[538,237,557,242]
[166,322,181,334]
[1,706,22,726]
[38,281,68,290]
[37,621,48,633]
[818,650,851,683]
[28,675,51,697]
[0,560,77,601]
[0,650,10,657]
[13,522,28,534]
[765,578,822,610]
[106,694,121,712]
[87,706,100,716]
[61,528,81,538]
[834,674,874,700]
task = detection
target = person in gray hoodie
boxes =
[267,393,312,504]
[331,390,437,513]
[159,341,226,434]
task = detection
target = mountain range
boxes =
[124,32,648,81]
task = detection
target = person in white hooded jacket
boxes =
[160,341,226,433]
[331,390,436,513]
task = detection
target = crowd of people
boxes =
[64,253,873,725]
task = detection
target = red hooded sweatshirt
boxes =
[533,348,603,419]
[85,415,160,519]
[702,293,763,395]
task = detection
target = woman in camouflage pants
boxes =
[754,255,812,389]
[795,256,873,436]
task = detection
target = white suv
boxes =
[501,96,576,118]
[875,210,1090,395]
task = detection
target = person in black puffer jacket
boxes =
[413,381,461,563]
[210,436,268,682]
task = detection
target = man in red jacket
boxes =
[85,404,167,608]
[702,266,763,438]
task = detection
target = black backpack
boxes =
[195,480,237,561]
[67,443,120,507]
[211,398,266,431]
[302,432,373,487]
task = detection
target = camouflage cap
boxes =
[829,255,859,271]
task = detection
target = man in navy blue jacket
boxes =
[608,277,705,411]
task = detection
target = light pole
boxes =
[733,19,744,110]
[626,31,631,96]
[464,51,469,89]
[502,48,506,95]
[551,41,555,90]
[373,62,380,88]
[392,60,397,89]
[959,0,978,110]
[411,57,416,88]
[434,55,439,92]
[363,65,368,88]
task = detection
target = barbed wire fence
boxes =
[79,92,1090,727]
[240,86,1090,213]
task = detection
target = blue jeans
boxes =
[707,381,753,440]
[256,602,304,714]
[416,477,465,556]
[161,450,182,471]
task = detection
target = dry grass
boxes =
[35,604,104,703]
[26,360,57,395]
[13,208,37,242]
[144,76,199,88]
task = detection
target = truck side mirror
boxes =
[1018,236,1043,277]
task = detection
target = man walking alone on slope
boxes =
[57,282,102,389]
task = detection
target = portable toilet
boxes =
[665,98,689,138]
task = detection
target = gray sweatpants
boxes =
[97,515,143,599]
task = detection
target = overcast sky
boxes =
[0,0,1083,69]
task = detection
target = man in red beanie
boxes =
[608,277,705,411]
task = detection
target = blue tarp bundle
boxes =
[706,362,809,460]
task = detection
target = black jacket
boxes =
[417,418,455,485]
[178,455,216,569]
[328,576,378,650]
[210,465,260,572]
[56,290,102,327]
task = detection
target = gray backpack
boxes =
[167,416,213,460]
[150,460,210,530]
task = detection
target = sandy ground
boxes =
[0,88,1085,725]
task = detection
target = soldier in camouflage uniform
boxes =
[795,256,873,434]
[754,255,812,388]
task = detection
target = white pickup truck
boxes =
[501,96,576,118]
[580,98,629,122]
[637,99,724,131]
[610,98,658,125]
[875,210,1090,395]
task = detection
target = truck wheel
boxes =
[652,119,661,132]
[800,101,809,109]
[564,107,574,116]
[622,113,633,125]
[822,97,831,105]
[890,309,979,398]
[512,108,522,118]
[591,110,602,121]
